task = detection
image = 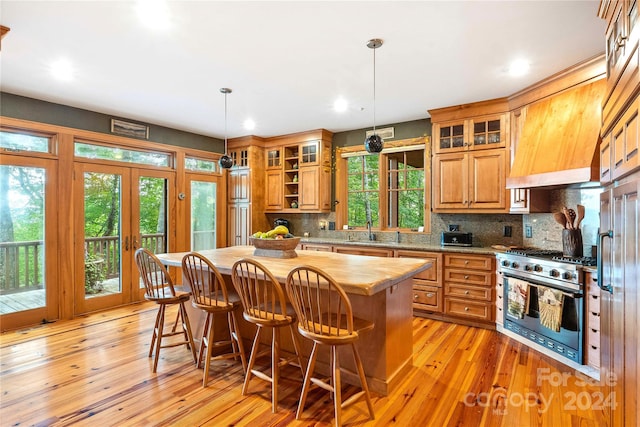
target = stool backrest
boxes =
[134,248,176,299]
[286,265,354,337]
[182,252,231,308]
[231,258,288,321]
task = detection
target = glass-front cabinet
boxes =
[433,113,507,154]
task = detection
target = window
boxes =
[338,137,429,232]
[75,141,171,167]
[185,156,219,173]
[346,154,380,227]
[1,130,51,153]
[386,149,424,229]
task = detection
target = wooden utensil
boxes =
[553,212,567,229]
[568,208,576,229]
[576,204,585,229]
[562,206,573,229]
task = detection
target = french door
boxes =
[0,155,58,330]
[74,162,174,314]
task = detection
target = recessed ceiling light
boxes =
[509,59,530,77]
[136,0,171,30]
[50,59,74,81]
[243,118,256,131]
[333,98,348,113]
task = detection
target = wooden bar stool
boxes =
[231,258,304,413]
[182,252,247,387]
[286,265,375,426]
[134,248,197,373]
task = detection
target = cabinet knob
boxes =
[464,275,469,280]
[414,294,419,299]
[464,307,470,311]
[464,290,470,295]
[426,293,434,298]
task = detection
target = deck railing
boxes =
[0,234,166,295]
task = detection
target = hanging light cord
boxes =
[224,91,228,154]
[372,44,376,134]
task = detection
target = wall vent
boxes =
[366,126,394,140]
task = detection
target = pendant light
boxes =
[364,38,384,153]
[218,87,234,169]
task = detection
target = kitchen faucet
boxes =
[367,220,375,241]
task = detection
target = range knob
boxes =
[550,269,560,278]
[534,265,543,272]
[511,261,519,268]
[524,265,533,271]
[501,260,510,267]
[562,271,574,280]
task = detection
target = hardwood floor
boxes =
[0,303,609,426]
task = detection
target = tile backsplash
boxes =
[266,186,601,254]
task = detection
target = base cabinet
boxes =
[443,253,495,324]
[584,270,601,369]
[396,250,443,314]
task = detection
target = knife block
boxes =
[562,229,583,257]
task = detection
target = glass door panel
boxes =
[131,170,173,301]
[190,180,217,250]
[0,156,58,330]
[75,163,131,314]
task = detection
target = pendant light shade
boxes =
[364,38,383,153]
[218,87,234,169]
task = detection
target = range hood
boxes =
[507,78,605,189]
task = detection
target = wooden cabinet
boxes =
[264,130,332,213]
[430,99,510,214]
[433,113,507,154]
[433,148,508,212]
[332,246,393,257]
[225,139,269,246]
[584,270,601,369]
[442,253,495,324]
[300,243,332,252]
[509,188,551,214]
[601,93,640,183]
[396,250,443,314]
[495,263,504,326]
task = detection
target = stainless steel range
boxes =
[496,249,595,364]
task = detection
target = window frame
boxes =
[335,136,431,233]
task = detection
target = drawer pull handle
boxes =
[591,345,598,350]
[426,293,434,298]
[591,328,598,333]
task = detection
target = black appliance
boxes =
[496,249,594,364]
[441,232,473,247]
[273,218,291,234]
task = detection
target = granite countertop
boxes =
[299,237,499,255]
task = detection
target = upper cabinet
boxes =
[434,113,507,154]
[429,99,511,213]
[264,129,333,213]
[600,0,640,183]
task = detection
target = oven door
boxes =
[503,273,584,363]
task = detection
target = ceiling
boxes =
[0,1,605,140]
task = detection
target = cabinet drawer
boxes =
[396,250,442,283]
[588,311,601,332]
[587,328,600,354]
[587,292,601,314]
[588,347,601,368]
[444,254,493,271]
[413,285,442,313]
[301,243,332,252]
[445,282,492,301]
[496,304,504,324]
[444,269,493,287]
[332,246,393,257]
[445,298,492,321]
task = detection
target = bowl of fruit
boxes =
[249,226,300,258]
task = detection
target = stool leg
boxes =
[197,312,212,369]
[288,324,305,377]
[352,342,375,420]
[272,326,280,413]
[202,312,216,387]
[180,302,197,363]
[332,345,342,427]
[230,311,248,373]
[296,342,319,420]
[149,305,162,358]
[242,325,262,396]
[152,304,166,373]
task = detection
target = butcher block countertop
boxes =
[156,245,431,296]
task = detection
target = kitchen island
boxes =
[156,245,431,395]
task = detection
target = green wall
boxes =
[0,92,224,152]
[332,118,431,148]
